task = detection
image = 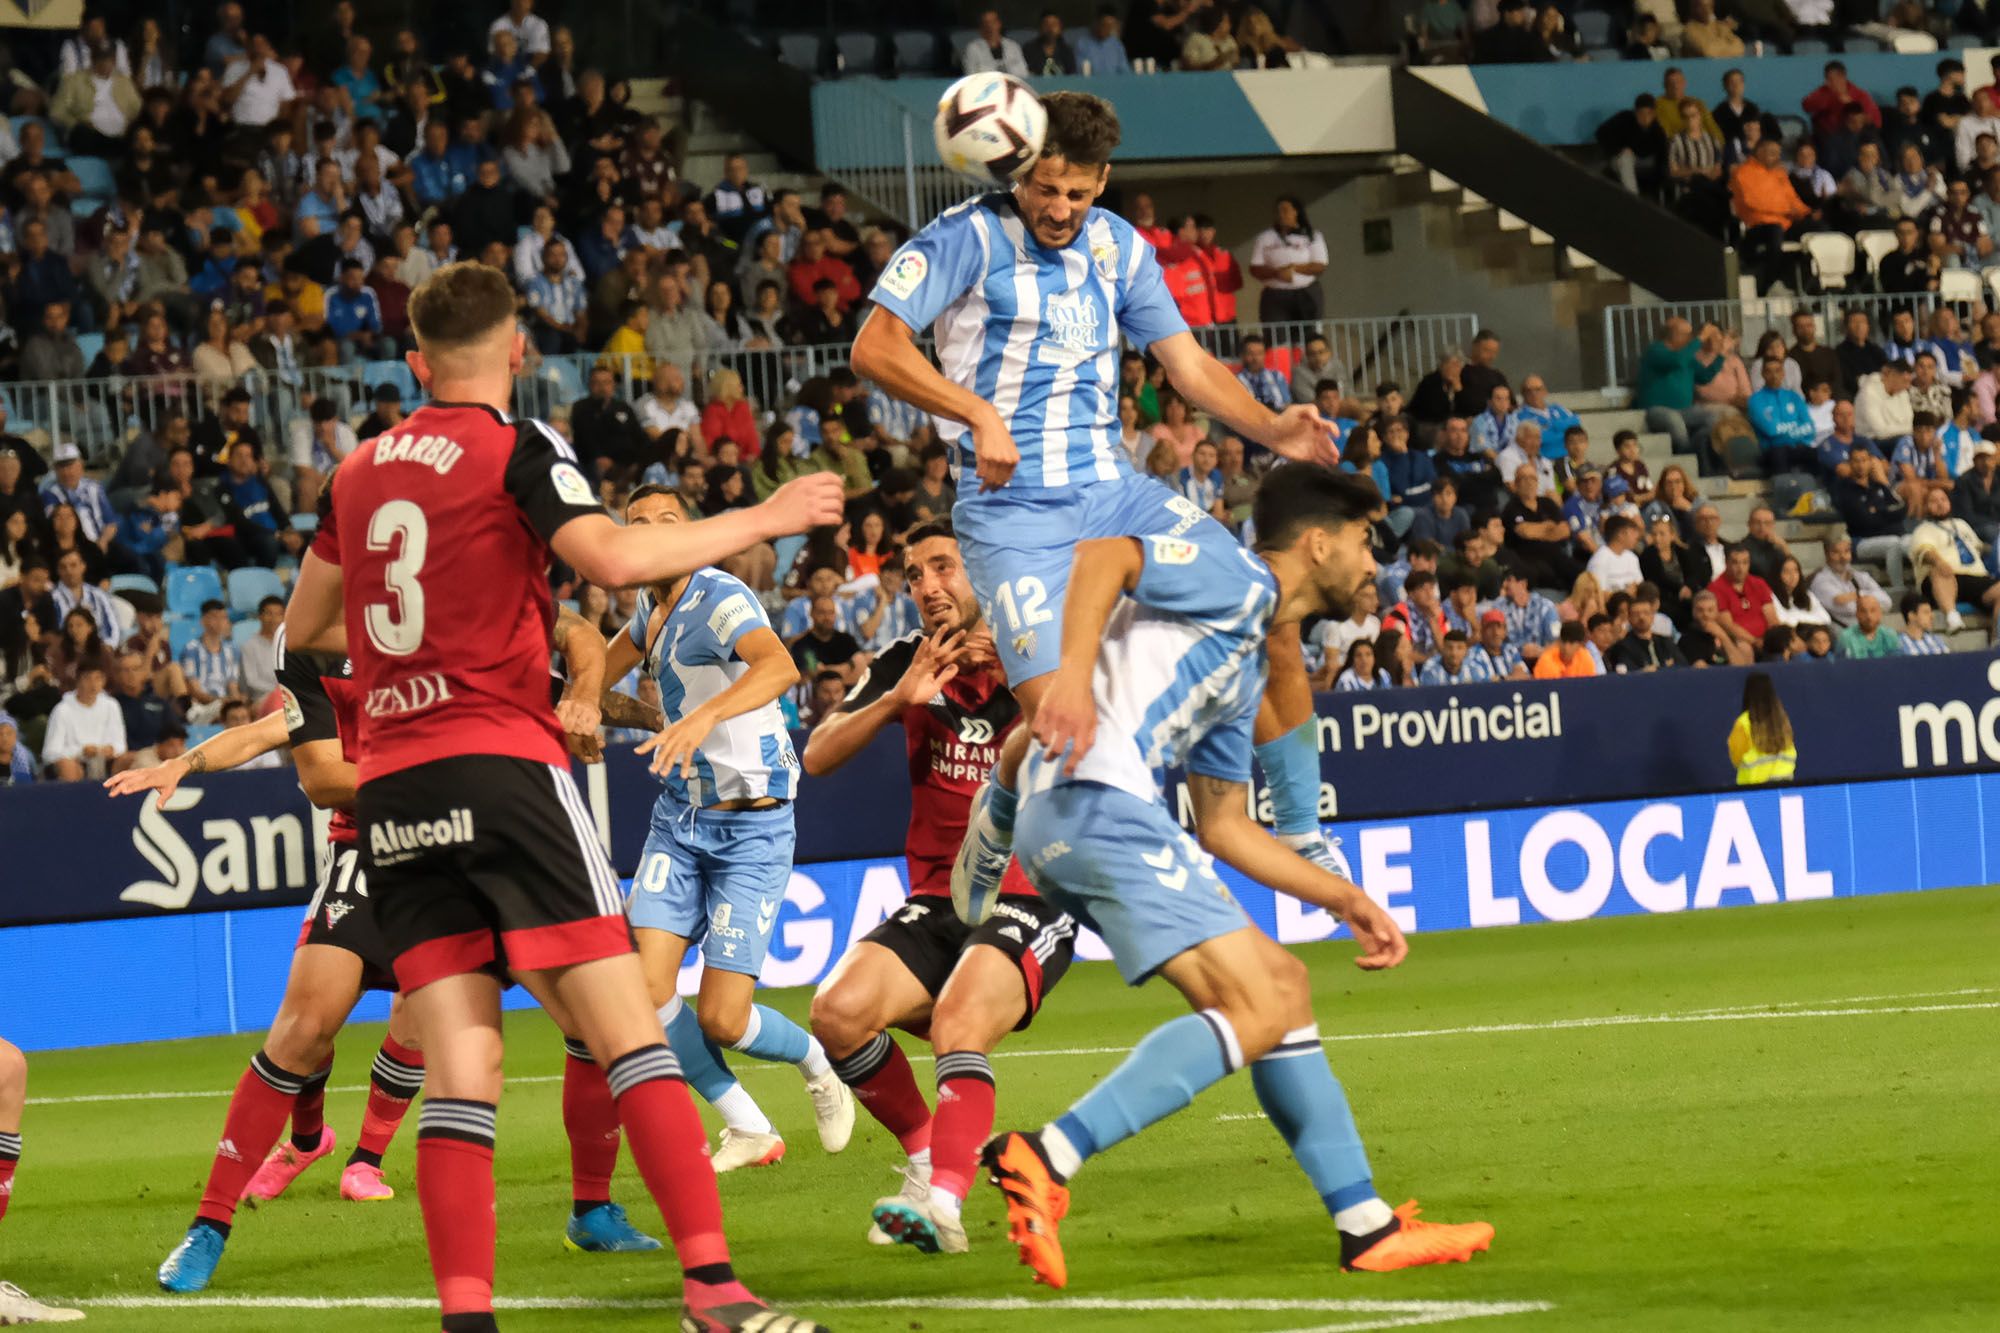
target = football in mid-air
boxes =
[933,72,1047,185]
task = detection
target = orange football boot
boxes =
[981,1131,1072,1288]
[1344,1200,1494,1272]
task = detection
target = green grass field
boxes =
[7,886,1998,1332]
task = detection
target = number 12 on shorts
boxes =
[992,576,1052,633]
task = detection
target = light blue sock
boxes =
[658,998,739,1106]
[1251,1024,1379,1218]
[1255,720,1322,837]
[1045,1009,1242,1176]
[730,1003,827,1075]
[984,775,1019,838]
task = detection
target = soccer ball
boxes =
[933,72,1047,186]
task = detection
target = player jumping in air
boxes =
[0,1035,85,1322]
[283,261,845,1333]
[982,467,1494,1288]
[848,89,1345,931]
[598,485,855,1173]
[802,520,1077,1256]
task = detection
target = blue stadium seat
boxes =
[227,566,286,619]
[75,331,104,366]
[165,565,225,620]
[291,512,319,532]
[891,30,937,74]
[541,357,586,411]
[168,615,202,658]
[109,573,159,597]
[948,30,977,69]
[1571,10,1613,48]
[1950,34,1982,49]
[230,618,263,647]
[835,31,881,76]
[777,32,824,74]
[1843,35,1882,53]
[361,359,420,402]
[66,155,114,201]
[1792,38,1831,55]
[186,723,224,748]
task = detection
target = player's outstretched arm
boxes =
[802,627,965,776]
[103,711,292,808]
[596,620,666,732]
[550,472,845,588]
[1151,331,1339,467]
[636,626,798,778]
[852,309,1018,491]
[1187,773,1407,972]
[1032,537,1142,776]
[284,550,348,655]
[553,604,606,762]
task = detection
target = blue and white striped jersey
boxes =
[629,568,798,808]
[1022,516,1277,806]
[868,193,1188,492]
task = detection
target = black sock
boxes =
[1338,1214,1403,1267]
[291,1131,321,1153]
[440,1314,499,1333]
[190,1216,231,1241]
[572,1198,610,1219]
[347,1147,383,1170]
[684,1262,737,1286]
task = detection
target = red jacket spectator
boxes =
[1708,571,1774,638]
[1155,240,1215,328]
[368,271,411,337]
[1802,73,1880,140]
[787,236,861,312]
[701,397,759,454]
[1196,241,1242,325]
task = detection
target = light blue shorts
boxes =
[628,800,795,976]
[955,473,1205,685]
[1015,778,1250,986]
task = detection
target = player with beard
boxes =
[802,519,1077,1257]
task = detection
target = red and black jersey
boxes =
[274,624,359,845]
[838,631,1035,899]
[317,403,605,784]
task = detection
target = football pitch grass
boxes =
[7,885,1996,1332]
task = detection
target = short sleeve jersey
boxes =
[867,192,1189,491]
[627,567,798,808]
[317,403,605,783]
[1021,515,1278,805]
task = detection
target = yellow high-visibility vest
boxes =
[1728,712,1796,785]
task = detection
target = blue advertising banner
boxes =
[4,653,1997,928]
[3,770,1993,1051]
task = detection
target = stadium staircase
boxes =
[626,79,823,202]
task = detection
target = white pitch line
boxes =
[28,986,1993,1107]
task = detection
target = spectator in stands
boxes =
[1156,216,1216,328]
[1430,414,1503,512]
[325,260,390,362]
[1892,412,1955,514]
[572,364,648,493]
[1832,309,1886,401]
[1803,60,1880,142]
[1769,555,1832,629]
[1622,13,1670,61]
[1708,544,1775,653]
[106,648,173,765]
[1475,0,1549,62]
[1925,177,1993,269]
[40,661,124,781]
[1783,314,1838,403]
[707,154,769,245]
[1607,584,1686,673]
[1288,335,1348,407]
[35,442,115,555]
[1026,11,1078,75]
[1887,142,1947,223]
[1909,485,2000,633]
[1074,8,1131,75]
[52,43,141,157]
[1515,376,1578,462]
[1955,437,2000,540]
[1809,535,1889,630]
[523,239,588,355]
[1380,417,1435,513]
[1731,137,1813,295]
[1532,620,1598,679]
[1453,330,1507,420]
[1496,422,1544,496]
[18,301,84,385]
[1587,514,1643,594]
[1408,475,1469,549]
[217,440,284,566]
[1227,334,1288,415]
[1956,86,2000,172]
[1855,359,1915,454]
[1740,505,1791,587]
[1834,448,1910,569]
[1681,589,1751,667]
[1249,195,1326,324]
[1176,439,1224,519]
[1837,591,1902,658]
[1748,356,1818,473]
[178,599,241,715]
[1899,592,1950,655]
[1179,7,1239,71]
[1636,317,1726,460]
[7,219,81,334]
[47,549,115,646]
[1414,0,1469,64]
[795,279,857,346]
[221,34,296,131]
[1837,141,1897,232]
[964,10,1030,76]
[1667,97,1728,229]
[237,594,284,699]
[1408,351,1463,428]
[1501,463,1580,589]
[1598,94,1668,201]
[1468,383,1521,458]
[1819,100,1881,185]
[1878,217,1939,295]
[1417,629,1483,687]
[701,367,759,458]
[789,594,865,685]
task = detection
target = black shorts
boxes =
[1934,571,1996,607]
[296,843,398,993]
[358,754,631,992]
[862,893,1077,1030]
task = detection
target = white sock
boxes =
[660,995,685,1025]
[1039,1123,1084,1181]
[797,1036,832,1081]
[729,1007,763,1053]
[908,1147,932,1170]
[1334,1197,1395,1236]
[929,1185,962,1221]
[712,1085,773,1136]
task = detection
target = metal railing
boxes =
[1600,291,1985,390]
[1191,313,1483,396]
[812,78,976,229]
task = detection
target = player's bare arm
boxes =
[547,471,844,588]
[596,614,669,731]
[1151,331,1340,466]
[1031,536,1143,775]
[635,625,798,778]
[802,628,967,775]
[1186,773,1406,971]
[103,711,292,808]
[284,548,347,654]
[852,309,1018,491]
[552,604,606,762]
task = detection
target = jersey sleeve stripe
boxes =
[527,416,577,462]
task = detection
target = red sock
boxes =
[832,1033,932,1155]
[0,1131,19,1224]
[607,1045,747,1302]
[415,1099,497,1317]
[197,1052,310,1229]
[353,1037,424,1164]
[561,1039,621,1206]
[930,1052,997,1202]
[290,1060,333,1146]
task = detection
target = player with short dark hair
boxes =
[802,519,1078,1256]
[280,260,844,1333]
[985,467,1492,1288]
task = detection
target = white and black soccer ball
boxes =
[933,72,1048,186]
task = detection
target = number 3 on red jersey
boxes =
[365,499,429,657]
